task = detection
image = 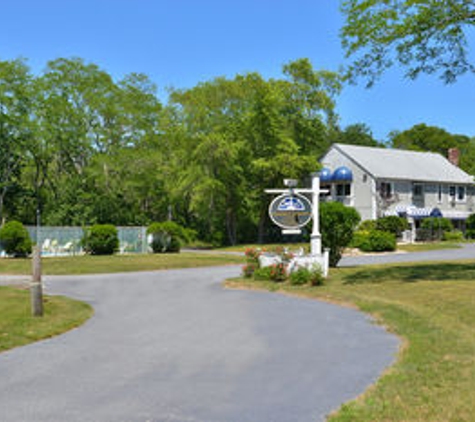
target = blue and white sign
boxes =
[269,193,313,230]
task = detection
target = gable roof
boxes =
[327,144,474,184]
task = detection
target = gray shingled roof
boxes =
[331,144,474,184]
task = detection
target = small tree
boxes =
[320,202,361,267]
[82,224,119,255]
[0,220,32,257]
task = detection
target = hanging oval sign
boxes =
[268,193,313,230]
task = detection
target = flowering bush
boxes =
[242,246,324,286]
[244,247,261,263]
[269,263,287,282]
[242,263,257,278]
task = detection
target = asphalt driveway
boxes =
[0,266,398,422]
[340,242,475,267]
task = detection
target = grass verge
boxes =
[397,241,462,253]
[225,260,475,421]
[0,252,244,275]
[0,286,93,353]
[218,241,463,254]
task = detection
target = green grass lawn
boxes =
[0,252,244,275]
[226,260,475,421]
[218,240,463,254]
[397,241,462,253]
[0,286,93,352]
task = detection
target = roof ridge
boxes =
[335,143,448,157]
[328,143,473,184]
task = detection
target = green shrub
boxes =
[358,230,396,252]
[466,214,475,239]
[376,216,409,237]
[351,230,369,249]
[290,267,311,285]
[0,221,32,257]
[442,230,464,242]
[358,220,377,231]
[309,266,325,286]
[82,224,119,255]
[147,221,191,253]
[421,217,453,232]
[320,202,361,267]
[253,266,273,280]
[289,265,324,286]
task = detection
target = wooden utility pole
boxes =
[30,208,43,317]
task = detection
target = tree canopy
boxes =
[1,54,473,246]
[0,57,347,245]
[389,123,475,174]
[341,0,475,85]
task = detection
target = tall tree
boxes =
[341,0,475,85]
[0,59,33,222]
[336,123,381,147]
[389,123,475,174]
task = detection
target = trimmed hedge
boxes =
[0,221,32,257]
[82,224,119,255]
[376,216,409,237]
[147,221,192,253]
[421,217,453,232]
[356,230,396,252]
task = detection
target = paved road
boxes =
[0,266,398,422]
[340,242,475,267]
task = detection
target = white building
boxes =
[319,144,475,230]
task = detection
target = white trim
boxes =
[371,178,377,220]
[442,210,471,220]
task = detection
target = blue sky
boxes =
[1,0,474,142]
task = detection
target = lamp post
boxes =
[31,207,43,317]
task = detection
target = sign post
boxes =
[31,208,43,317]
[265,174,329,276]
[310,173,322,256]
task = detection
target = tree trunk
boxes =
[226,208,237,246]
[257,205,267,244]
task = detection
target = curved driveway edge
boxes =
[0,266,398,422]
[340,242,475,267]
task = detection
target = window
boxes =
[413,183,424,198]
[449,185,456,202]
[380,182,393,199]
[321,184,331,197]
[438,184,443,203]
[457,186,466,202]
[336,183,351,197]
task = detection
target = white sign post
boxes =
[265,173,329,276]
[310,173,322,256]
